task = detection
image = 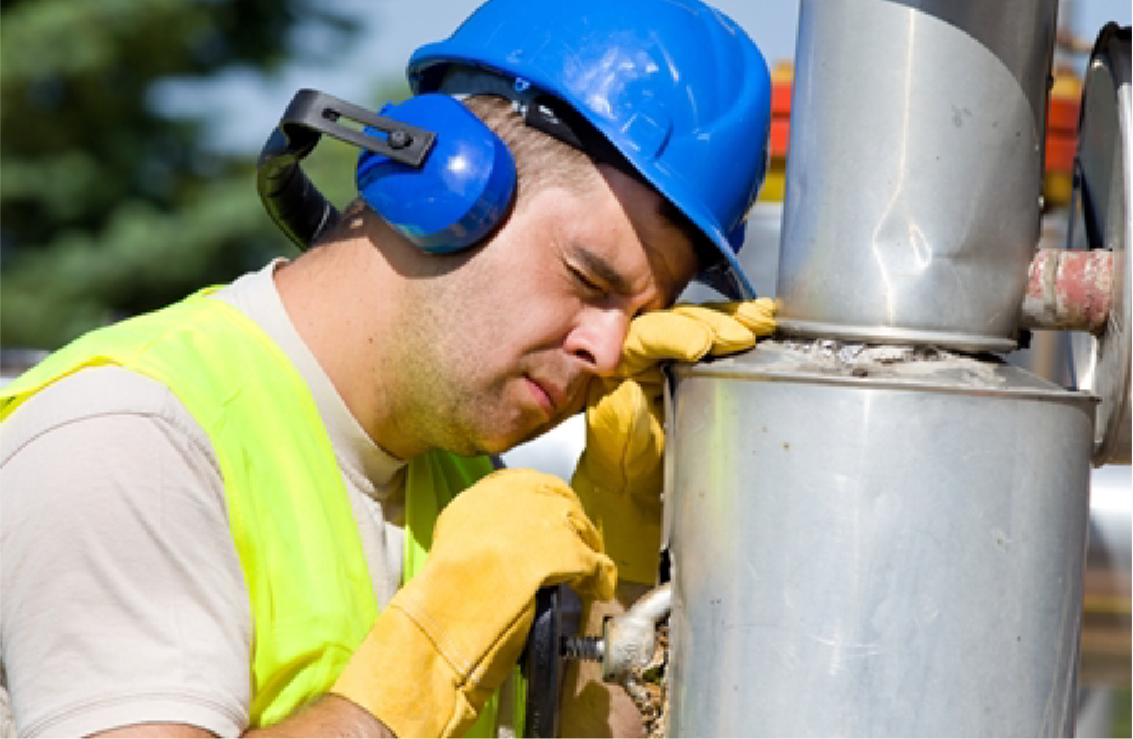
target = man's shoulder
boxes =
[0,363,250,738]
[1,365,212,467]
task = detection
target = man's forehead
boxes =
[598,167,700,303]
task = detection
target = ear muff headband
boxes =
[257,89,442,250]
[258,89,517,253]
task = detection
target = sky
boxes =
[161,0,1131,155]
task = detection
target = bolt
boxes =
[561,635,604,662]
[388,129,413,149]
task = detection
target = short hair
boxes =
[461,94,598,206]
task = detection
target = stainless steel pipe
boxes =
[776,0,1059,351]
[665,342,1097,736]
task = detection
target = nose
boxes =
[564,308,628,377]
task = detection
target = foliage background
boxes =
[0,0,407,349]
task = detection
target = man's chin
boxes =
[475,411,582,456]
[458,427,528,457]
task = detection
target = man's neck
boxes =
[273,236,427,462]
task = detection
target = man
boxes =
[0,0,775,735]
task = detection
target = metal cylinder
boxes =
[776,0,1058,351]
[665,342,1097,736]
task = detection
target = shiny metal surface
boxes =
[600,584,672,682]
[776,0,1058,351]
[665,342,1097,736]
[1066,24,1131,465]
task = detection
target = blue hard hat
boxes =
[408,0,772,300]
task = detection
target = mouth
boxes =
[524,375,565,420]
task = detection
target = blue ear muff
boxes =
[356,94,517,254]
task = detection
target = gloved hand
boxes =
[331,469,616,738]
[571,299,776,584]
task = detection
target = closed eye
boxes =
[568,264,605,295]
[566,245,632,298]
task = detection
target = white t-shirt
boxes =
[1,261,409,737]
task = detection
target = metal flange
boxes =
[1068,24,1132,466]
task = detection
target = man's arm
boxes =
[1,370,252,738]
[3,372,396,739]
[90,470,619,739]
[244,696,392,738]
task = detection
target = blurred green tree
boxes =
[1,0,407,349]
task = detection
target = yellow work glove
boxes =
[332,469,616,738]
[571,299,776,584]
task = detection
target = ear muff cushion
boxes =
[357,94,516,254]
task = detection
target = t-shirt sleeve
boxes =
[1,368,252,737]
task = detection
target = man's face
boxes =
[394,165,700,455]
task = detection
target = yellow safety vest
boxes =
[0,289,522,735]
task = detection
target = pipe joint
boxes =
[1020,248,1115,334]
[600,583,672,683]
